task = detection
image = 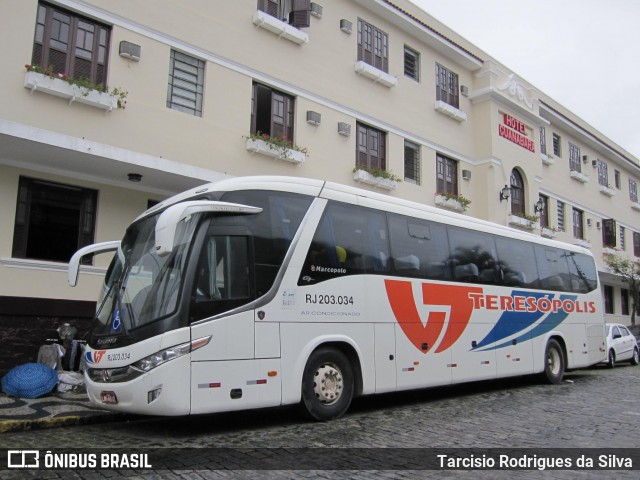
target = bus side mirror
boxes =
[68,241,121,287]
[155,201,262,257]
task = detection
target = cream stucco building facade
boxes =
[1,0,638,332]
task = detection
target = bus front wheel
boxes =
[301,347,354,421]
[542,339,565,385]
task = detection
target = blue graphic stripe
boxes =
[483,294,577,351]
[473,291,552,350]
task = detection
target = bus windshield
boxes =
[93,212,201,338]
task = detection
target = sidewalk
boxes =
[0,391,127,433]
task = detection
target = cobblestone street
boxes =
[1,364,639,479]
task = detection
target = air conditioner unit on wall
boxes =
[119,41,141,61]
[338,122,351,136]
[306,111,321,126]
[310,2,323,18]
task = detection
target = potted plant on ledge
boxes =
[352,166,400,190]
[24,64,127,111]
[245,132,308,164]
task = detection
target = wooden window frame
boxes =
[435,63,459,109]
[509,169,525,216]
[251,83,295,142]
[568,143,581,173]
[357,19,389,73]
[436,153,458,196]
[32,2,110,86]
[257,0,310,28]
[356,123,386,171]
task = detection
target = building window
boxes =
[539,194,549,228]
[357,19,389,73]
[614,170,621,189]
[356,123,386,171]
[257,0,311,28]
[630,179,638,203]
[552,133,561,157]
[621,288,630,316]
[604,286,614,314]
[569,143,581,172]
[557,201,565,231]
[404,46,419,81]
[572,208,584,240]
[602,219,616,248]
[435,63,459,108]
[634,232,640,257]
[510,169,525,216]
[404,140,420,184]
[620,225,626,251]
[539,127,547,156]
[167,50,204,116]
[251,83,295,142]
[32,2,111,85]
[13,177,97,263]
[597,160,609,187]
[436,153,458,195]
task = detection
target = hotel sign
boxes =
[498,113,535,152]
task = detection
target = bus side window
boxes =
[448,227,498,285]
[566,251,598,293]
[535,245,570,292]
[299,202,389,285]
[495,236,540,288]
[388,214,450,279]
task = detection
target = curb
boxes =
[0,412,130,433]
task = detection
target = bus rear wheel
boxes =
[301,347,354,421]
[542,339,565,385]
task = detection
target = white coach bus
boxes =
[69,176,605,421]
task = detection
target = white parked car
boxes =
[604,323,640,367]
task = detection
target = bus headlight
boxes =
[87,336,211,383]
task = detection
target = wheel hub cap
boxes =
[313,364,343,405]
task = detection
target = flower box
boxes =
[434,194,465,212]
[599,185,616,197]
[24,71,118,111]
[569,170,589,184]
[252,10,308,45]
[540,227,557,239]
[541,154,554,166]
[354,61,397,88]
[508,215,539,231]
[245,138,306,164]
[434,100,467,122]
[352,169,398,190]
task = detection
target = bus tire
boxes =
[607,349,616,369]
[542,339,565,385]
[301,347,354,421]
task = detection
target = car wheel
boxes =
[301,347,354,421]
[542,339,565,385]
[607,349,616,368]
[631,348,639,366]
